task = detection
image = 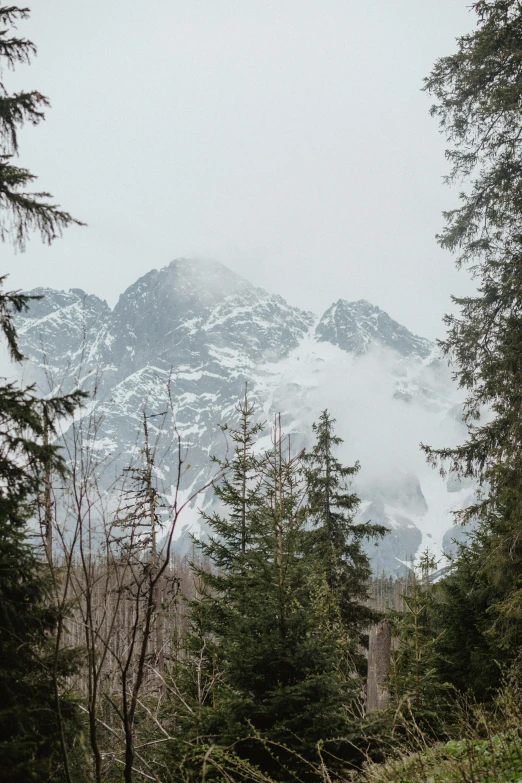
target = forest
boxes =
[3,2,522,781]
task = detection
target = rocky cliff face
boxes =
[316,299,432,358]
[15,258,471,574]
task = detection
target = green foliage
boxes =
[388,553,455,739]
[359,728,522,783]
[0,280,85,781]
[420,0,522,685]
[0,5,83,249]
[421,0,522,508]
[166,402,381,781]
[0,7,86,779]
[429,535,509,701]
[0,517,79,782]
[303,410,386,651]
[203,390,265,566]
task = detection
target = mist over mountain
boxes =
[15,258,471,574]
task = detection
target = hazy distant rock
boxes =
[315,299,432,358]
[16,287,111,387]
[357,473,427,576]
[442,520,477,559]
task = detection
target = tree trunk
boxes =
[366,619,391,712]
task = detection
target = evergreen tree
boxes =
[0,283,84,781]
[422,0,522,673]
[389,552,454,739]
[200,389,265,569]
[430,536,508,701]
[173,404,365,781]
[0,7,84,779]
[162,573,223,782]
[303,410,386,654]
[164,395,267,778]
[0,6,82,249]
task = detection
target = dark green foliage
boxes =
[0,281,85,781]
[168,402,374,781]
[0,506,78,782]
[0,8,85,778]
[421,0,522,680]
[0,274,39,360]
[0,6,83,249]
[303,410,386,651]
[430,537,508,701]
[389,553,455,738]
[422,0,522,523]
[421,0,522,497]
[203,390,265,564]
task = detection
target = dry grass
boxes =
[354,689,522,783]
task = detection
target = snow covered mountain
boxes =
[315,298,432,358]
[15,259,472,574]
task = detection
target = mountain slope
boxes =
[316,299,432,358]
[15,259,468,574]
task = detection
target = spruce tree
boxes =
[0,284,84,781]
[162,574,222,781]
[164,395,267,778]
[303,410,386,651]
[429,536,507,701]
[421,0,522,672]
[0,7,84,779]
[389,552,454,739]
[175,404,364,781]
[0,6,82,249]
[199,389,265,570]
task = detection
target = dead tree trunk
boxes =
[366,619,392,712]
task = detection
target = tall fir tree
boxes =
[303,410,386,653]
[164,394,267,778]
[0,6,84,780]
[0,7,82,248]
[421,0,522,674]
[171,403,366,781]
[429,535,508,701]
[200,389,265,569]
[388,552,454,739]
[0,336,83,781]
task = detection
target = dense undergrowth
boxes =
[359,732,522,783]
[355,691,522,783]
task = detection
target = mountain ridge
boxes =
[14,258,467,574]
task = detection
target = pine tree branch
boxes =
[0,89,49,153]
[0,158,85,250]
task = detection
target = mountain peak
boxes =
[113,258,253,321]
[13,260,458,575]
[164,258,253,296]
[17,286,109,320]
[315,298,432,358]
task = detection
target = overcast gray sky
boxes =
[3,0,476,340]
